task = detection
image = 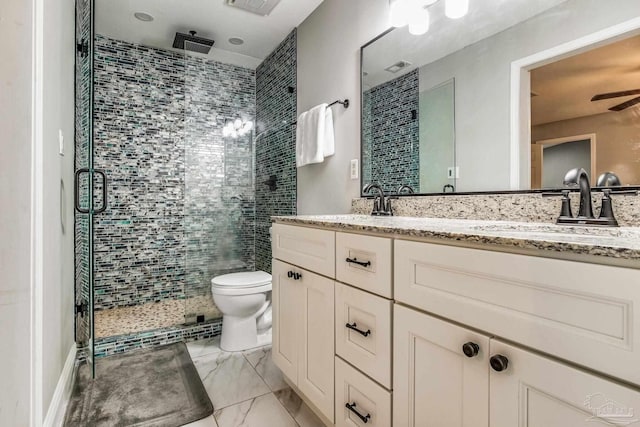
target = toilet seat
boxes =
[211,271,272,296]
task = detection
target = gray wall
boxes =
[296,0,389,214]
[1,0,75,423]
[0,0,34,423]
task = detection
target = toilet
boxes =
[211,271,272,352]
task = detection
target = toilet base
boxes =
[219,315,272,352]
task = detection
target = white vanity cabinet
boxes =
[272,220,640,427]
[272,225,336,423]
[394,305,640,427]
[393,304,490,427]
[489,339,640,427]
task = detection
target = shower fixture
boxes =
[172,31,215,54]
[223,119,253,138]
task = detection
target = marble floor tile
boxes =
[242,346,288,392]
[274,388,326,427]
[194,352,270,410]
[183,415,219,427]
[187,337,222,359]
[214,393,297,427]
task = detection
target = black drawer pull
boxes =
[345,402,371,423]
[287,271,302,280]
[345,322,371,337]
[346,257,371,268]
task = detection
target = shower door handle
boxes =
[74,168,108,214]
[94,169,108,214]
[74,168,90,214]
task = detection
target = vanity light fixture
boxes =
[389,0,468,35]
[223,119,253,138]
[445,0,469,19]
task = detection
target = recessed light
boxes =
[228,37,244,45]
[134,12,154,22]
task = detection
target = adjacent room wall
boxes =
[0,0,35,424]
[532,108,640,185]
[1,0,75,423]
[41,0,76,420]
[296,0,389,214]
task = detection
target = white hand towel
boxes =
[296,103,335,167]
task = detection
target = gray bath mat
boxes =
[64,342,213,427]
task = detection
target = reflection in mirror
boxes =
[361,0,640,195]
[530,34,640,189]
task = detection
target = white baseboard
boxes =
[43,345,77,427]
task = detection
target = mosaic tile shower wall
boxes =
[255,30,297,273]
[92,35,256,319]
[362,69,419,193]
[183,54,256,322]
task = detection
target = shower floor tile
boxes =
[95,297,221,338]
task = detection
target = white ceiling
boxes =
[531,33,640,125]
[95,0,324,69]
[362,0,568,88]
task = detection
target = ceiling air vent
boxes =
[385,60,412,73]
[225,0,282,16]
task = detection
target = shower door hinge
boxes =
[77,39,89,58]
[75,302,88,317]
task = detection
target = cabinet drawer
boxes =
[335,283,392,388]
[490,339,640,427]
[335,357,391,427]
[272,223,335,278]
[395,239,640,386]
[336,232,392,298]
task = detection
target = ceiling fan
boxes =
[591,88,640,111]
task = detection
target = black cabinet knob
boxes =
[462,342,480,358]
[287,271,294,278]
[490,354,509,372]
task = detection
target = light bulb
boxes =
[390,0,416,28]
[234,118,242,129]
[244,121,253,131]
[445,0,469,19]
[223,126,231,137]
[408,7,430,35]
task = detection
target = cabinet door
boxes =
[490,339,640,427]
[394,305,490,427]
[298,266,335,423]
[272,259,301,383]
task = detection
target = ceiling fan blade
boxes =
[591,89,640,101]
[609,96,640,111]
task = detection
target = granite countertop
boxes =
[272,214,640,266]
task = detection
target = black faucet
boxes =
[397,184,414,195]
[562,168,594,219]
[546,168,636,227]
[363,183,393,216]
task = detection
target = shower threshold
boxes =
[95,297,221,339]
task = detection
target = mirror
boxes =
[361,0,640,195]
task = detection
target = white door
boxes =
[394,305,490,426]
[297,267,335,423]
[271,259,301,383]
[490,339,640,427]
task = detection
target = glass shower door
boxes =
[74,0,96,376]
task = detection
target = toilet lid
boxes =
[211,271,272,288]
